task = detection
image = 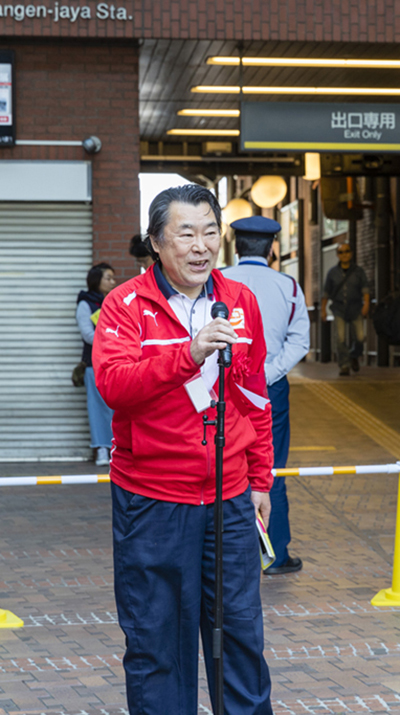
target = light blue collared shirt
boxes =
[223,256,310,386]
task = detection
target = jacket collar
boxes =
[132,264,243,314]
[238,256,268,267]
[77,289,104,306]
[212,266,243,312]
[153,261,214,300]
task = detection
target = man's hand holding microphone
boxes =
[190,302,238,365]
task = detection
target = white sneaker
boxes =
[96,447,109,466]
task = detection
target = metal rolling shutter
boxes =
[0,203,93,461]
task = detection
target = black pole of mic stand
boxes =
[202,300,232,715]
[214,356,227,715]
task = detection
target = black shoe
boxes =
[264,556,303,575]
[351,357,360,372]
[339,367,350,376]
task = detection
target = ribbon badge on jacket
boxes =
[228,353,270,416]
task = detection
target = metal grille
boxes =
[0,203,93,461]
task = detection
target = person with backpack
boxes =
[321,243,370,376]
[76,263,116,465]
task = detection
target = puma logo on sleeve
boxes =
[123,291,137,306]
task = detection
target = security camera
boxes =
[82,136,102,154]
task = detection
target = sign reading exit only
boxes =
[241,101,400,153]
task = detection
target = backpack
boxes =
[373,292,400,345]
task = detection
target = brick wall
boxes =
[0,1,399,42]
[3,41,140,283]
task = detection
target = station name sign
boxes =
[0,2,131,22]
[241,101,400,153]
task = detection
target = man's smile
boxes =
[188,259,209,270]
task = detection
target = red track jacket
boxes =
[92,266,274,504]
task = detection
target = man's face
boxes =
[337,244,352,266]
[150,201,221,298]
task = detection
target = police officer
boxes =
[224,215,310,574]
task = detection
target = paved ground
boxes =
[0,363,400,714]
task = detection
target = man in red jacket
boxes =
[93,184,275,715]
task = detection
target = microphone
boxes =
[211,302,232,367]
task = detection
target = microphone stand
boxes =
[214,354,227,715]
[202,349,230,715]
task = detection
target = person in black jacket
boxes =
[76,263,116,465]
[321,243,370,376]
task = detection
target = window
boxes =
[322,216,348,239]
[280,200,299,255]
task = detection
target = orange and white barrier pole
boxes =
[0,474,111,486]
[0,462,399,623]
[1,464,400,487]
[273,464,400,477]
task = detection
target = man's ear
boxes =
[149,236,160,257]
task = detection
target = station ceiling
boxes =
[139,39,400,180]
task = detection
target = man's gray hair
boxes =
[147,184,222,248]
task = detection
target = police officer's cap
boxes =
[230,215,281,238]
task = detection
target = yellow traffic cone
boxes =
[372,473,400,606]
[0,608,24,628]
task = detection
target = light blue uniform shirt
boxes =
[224,256,310,386]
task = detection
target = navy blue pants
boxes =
[111,482,273,715]
[267,376,291,567]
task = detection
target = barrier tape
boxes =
[0,463,399,487]
[0,474,111,486]
[1,463,400,611]
[274,463,400,477]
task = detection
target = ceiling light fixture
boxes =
[191,86,242,94]
[177,109,240,117]
[207,57,241,66]
[191,85,400,96]
[167,128,240,136]
[303,153,321,181]
[222,198,253,224]
[207,56,400,69]
[251,176,287,208]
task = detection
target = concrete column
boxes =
[349,220,357,262]
[298,198,305,291]
[396,178,400,289]
[375,176,391,366]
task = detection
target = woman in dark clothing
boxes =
[76,263,116,465]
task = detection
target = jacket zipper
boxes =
[200,405,216,505]
[198,288,242,506]
[200,438,211,505]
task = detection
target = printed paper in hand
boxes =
[256,515,275,571]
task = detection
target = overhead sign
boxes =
[0,51,14,146]
[241,101,400,153]
[0,3,131,22]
